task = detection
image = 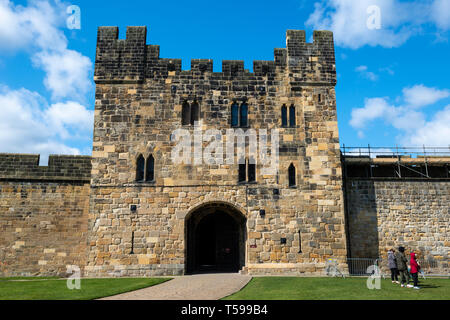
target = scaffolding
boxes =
[341,145,450,179]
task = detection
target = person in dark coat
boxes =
[387,249,399,283]
[409,252,421,289]
[395,246,410,287]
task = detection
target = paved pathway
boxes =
[100,273,252,300]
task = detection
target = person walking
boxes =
[409,251,421,289]
[395,246,410,287]
[388,249,399,284]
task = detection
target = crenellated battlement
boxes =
[94,26,336,84]
[0,154,92,182]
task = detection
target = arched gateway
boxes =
[185,202,246,274]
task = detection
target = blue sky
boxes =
[0,0,449,163]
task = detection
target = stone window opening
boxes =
[288,163,296,187]
[182,101,191,126]
[289,105,296,127]
[231,103,239,127]
[281,104,296,128]
[231,102,249,128]
[240,103,248,127]
[238,158,246,183]
[298,230,302,253]
[248,157,256,183]
[238,158,257,183]
[146,154,155,182]
[190,100,200,125]
[130,231,135,254]
[281,105,288,127]
[136,154,155,183]
[182,101,200,126]
[136,155,145,182]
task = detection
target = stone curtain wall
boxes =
[0,154,91,277]
[86,26,348,276]
[346,179,450,273]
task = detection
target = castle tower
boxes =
[85,26,348,276]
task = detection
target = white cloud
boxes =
[0,0,33,51]
[45,100,94,139]
[355,65,367,72]
[431,0,450,30]
[306,0,449,49]
[33,49,92,101]
[0,0,67,52]
[350,84,450,146]
[0,1,93,161]
[379,66,395,75]
[406,105,450,146]
[0,86,93,164]
[355,65,378,81]
[0,0,92,100]
[402,85,450,109]
[357,130,365,138]
[389,109,425,131]
[350,97,393,129]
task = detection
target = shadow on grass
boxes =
[417,284,440,289]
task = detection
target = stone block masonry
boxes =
[0,154,91,182]
[345,179,450,274]
[0,154,91,276]
[86,26,348,277]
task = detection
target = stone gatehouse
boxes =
[0,27,448,277]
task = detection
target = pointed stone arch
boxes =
[184,201,247,274]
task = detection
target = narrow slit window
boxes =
[146,155,154,182]
[281,105,288,127]
[248,158,256,182]
[298,230,302,253]
[231,103,239,127]
[240,103,248,127]
[182,101,191,126]
[289,105,296,127]
[288,163,296,187]
[136,155,145,182]
[130,231,135,254]
[190,101,199,125]
[238,158,246,182]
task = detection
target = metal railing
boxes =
[346,258,383,277]
[341,145,450,158]
[341,145,450,179]
[344,258,449,278]
[416,259,449,278]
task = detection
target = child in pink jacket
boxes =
[409,252,421,289]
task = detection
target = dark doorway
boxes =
[186,204,246,274]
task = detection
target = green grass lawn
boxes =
[0,277,171,300]
[223,277,450,300]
